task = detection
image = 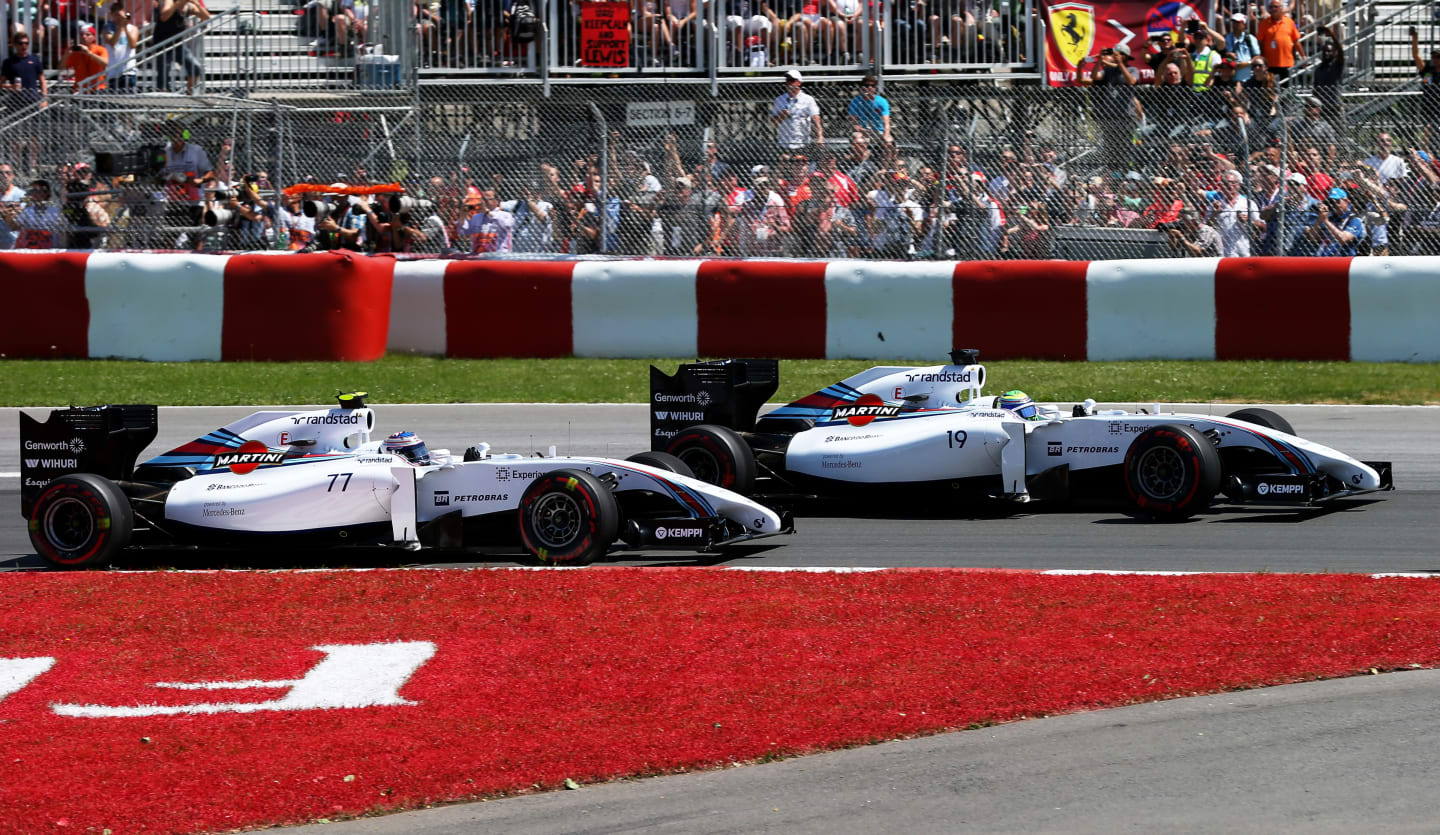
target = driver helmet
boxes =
[383,431,431,465]
[997,390,1042,420]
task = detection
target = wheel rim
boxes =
[677,447,722,484]
[1135,446,1188,501]
[531,492,584,549]
[43,497,94,552]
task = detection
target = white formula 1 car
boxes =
[21,394,791,569]
[648,351,1393,519]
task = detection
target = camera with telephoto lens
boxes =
[206,186,238,201]
[203,205,236,226]
[1155,220,1184,232]
[388,195,435,214]
[304,199,337,221]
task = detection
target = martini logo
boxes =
[832,393,902,427]
[214,440,286,474]
[1049,1,1094,68]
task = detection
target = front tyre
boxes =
[665,424,757,494]
[1225,407,1297,437]
[1123,424,1221,520]
[517,468,619,566]
[625,450,696,478]
[28,474,134,569]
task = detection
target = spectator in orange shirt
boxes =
[1257,0,1303,81]
[61,24,109,92]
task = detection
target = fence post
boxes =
[590,102,610,253]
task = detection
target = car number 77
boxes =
[326,472,354,492]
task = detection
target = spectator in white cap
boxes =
[771,70,824,152]
[1260,171,1317,256]
[1206,12,1260,82]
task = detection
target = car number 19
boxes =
[945,430,968,449]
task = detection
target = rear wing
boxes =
[20,405,158,518]
[649,360,779,450]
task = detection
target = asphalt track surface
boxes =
[2,403,1437,571]
[4,404,1440,832]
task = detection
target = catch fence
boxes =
[3,77,1440,259]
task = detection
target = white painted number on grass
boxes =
[0,657,56,703]
[43,642,436,718]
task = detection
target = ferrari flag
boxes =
[1042,0,1213,86]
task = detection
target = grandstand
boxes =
[1,0,1438,259]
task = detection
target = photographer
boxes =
[102,4,140,92]
[210,175,268,251]
[61,171,111,250]
[1306,187,1364,256]
[1163,203,1221,257]
[1081,44,1141,173]
[61,25,110,93]
[311,186,369,252]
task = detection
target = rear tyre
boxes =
[517,468,619,566]
[1123,424,1221,520]
[625,450,695,478]
[1225,407,1296,437]
[29,474,134,569]
[665,424,757,494]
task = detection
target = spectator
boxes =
[947,171,1004,258]
[771,70,824,153]
[1261,171,1318,255]
[1083,46,1142,176]
[153,0,210,95]
[159,122,213,249]
[61,24,109,92]
[1218,12,1260,82]
[277,191,315,250]
[867,171,921,258]
[1363,133,1409,184]
[664,0,698,65]
[1256,0,1301,82]
[457,186,515,253]
[725,0,773,67]
[816,151,858,206]
[1343,175,1398,257]
[1295,145,1333,200]
[227,176,269,251]
[500,180,556,252]
[1140,177,1186,228]
[889,0,925,64]
[784,0,832,66]
[0,161,24,249]
[3,179,67,248]
[1312,24,1345,130]
[61,164,111,249]
[846,75,892,144]
[1308,187,1363,256]
[1241,57,1277,117]
[1189,28,1218,91]
[1207,169,1263,256]
[1005,199,1052,257]
[2,32,46,176]
[1164,202,1221,256]
[741,174,789,255]
[844,131,880,184]
[102,4,140,92]
[656,176,710,255]
[1290,97,1338,165]
[828,0,862,64]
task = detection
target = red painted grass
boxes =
[3,568,1440,834]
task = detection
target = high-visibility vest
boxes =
[1192,48,1217,90]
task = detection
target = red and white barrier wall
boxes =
[390,257,1440,363]
[3,253,1435,361]
[0,252,392,361]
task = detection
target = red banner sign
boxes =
[580,1,631,67]
[1042,0,1214,87]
